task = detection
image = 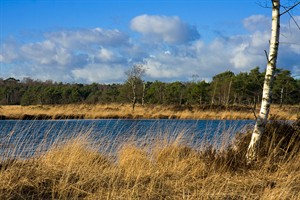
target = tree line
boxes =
[0,67,299,107]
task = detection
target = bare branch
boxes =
[264,50,269,61]
[285,10,300,30]
[251,105,258,120]
[255,1,272,8]
[280,42,300,46]
[280,2,300,16]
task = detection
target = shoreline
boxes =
[1,120,299,199]
[0,104,298,120]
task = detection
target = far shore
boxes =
[0,104,298,120]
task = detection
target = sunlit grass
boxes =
[0,103,298,120]
[0,120,299,199]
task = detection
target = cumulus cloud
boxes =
[0,15,299,83]
[72,63,125,83]
[229,14,300,73]
[281,16,300,54]
[143,40,231,81]
[0,27,131,82]
[0,40,20,63]
[130,15,200,44]
[141,14,299,81]
[243,15,270,31]
[44,28,129,49]
[70,54,90,68]
[20,40,72,66]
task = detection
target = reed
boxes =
[0,103,298,120]
[0,120,299,199]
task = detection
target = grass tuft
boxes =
[0,120,299,199]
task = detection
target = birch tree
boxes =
[246,0,300,162]
[125,64,145,111]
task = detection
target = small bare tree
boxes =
[125,64,145,111]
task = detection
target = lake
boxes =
[0,119,254,159]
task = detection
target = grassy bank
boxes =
[0,120,299,199]
[0,103,299,120]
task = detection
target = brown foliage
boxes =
[0,120,299,199]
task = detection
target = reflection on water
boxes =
[0,119,254,159]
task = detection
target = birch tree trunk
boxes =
[246,0,280,162]
[142,82,145,106]
[131,82,137,111]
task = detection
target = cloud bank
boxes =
[130,15,200,44]
[0,14,299,83]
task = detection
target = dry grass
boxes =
[0,103,298,120]
[0,120,300,199]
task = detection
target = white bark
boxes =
[142,82,145,106]
[246,0,280,162]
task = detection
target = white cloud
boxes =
[142,15,299,81]
[0,28,131,82]
[72,63,124,83]
[143,40,230,81]
[130,15,200,44]
[228,34,266,69]
[98,48,114,61]
[20,40,72,66]
[44,28,129,49]
[281,16,300,55]
[243,15,270,32]
[0,15,299,83]
[0,42,20,63]
[250,31,270,48]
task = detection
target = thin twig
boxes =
[256,1,271,8]
[285,9,300,30]
[264,50,269,61]
[280,2,300,16]
[251,101,258,120]
[280,42,300,46]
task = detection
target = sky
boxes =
[0,0,300,83]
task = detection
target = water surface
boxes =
[0,119,254,159]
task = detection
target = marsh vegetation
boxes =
[0,103,298,120]
[0,120,299,199]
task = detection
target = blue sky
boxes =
[1,0,299,83]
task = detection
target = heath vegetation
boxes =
[0,103,298,120]
[0,120,299,199]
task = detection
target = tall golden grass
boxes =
[0,103,298,120]
[1,120,299,199]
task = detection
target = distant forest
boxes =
[0,67,299,106]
